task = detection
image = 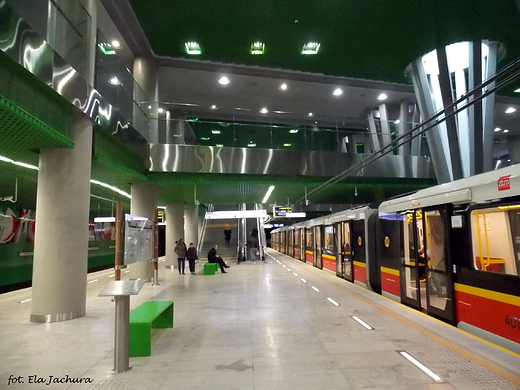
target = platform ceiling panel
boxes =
[129,0,520,86]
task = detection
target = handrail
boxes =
[197,204,213,254]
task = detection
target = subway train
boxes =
[271,164,520,354]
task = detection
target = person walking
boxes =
[174,238,187,275]
[186,242,198,274]
[224,225,232,245]
[207,244,230,273]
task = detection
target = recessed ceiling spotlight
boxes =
[394,119,400,124]
[494,127,501,132]
[280,83,288,90]
[377,93,388,101]
[185,41,202,55]
[108,76,121,85]
[260,108,268,114]
[210,105,217,110]
[218,76,230,85]
[514,88,520,93]
[148,105,152,109]
[505,107,516,114]
[158,108,164,113]
[503,129,509,133]
[111,40,121,48]
[333,88,343,96]
[307,112,314,117]
[301,42,320,55]
[250,42,265,55]
[314,121,318,124]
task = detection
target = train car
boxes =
[379,165,520,353]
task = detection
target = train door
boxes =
[352,220,367,284]
[299,228,305,262]
[335,223,343,277]
[423,206,455,324]
[401,209,426,310]
[305,228,314,264]
[322,225,336,272]
[342,221,353,282]
[314,225,322,269]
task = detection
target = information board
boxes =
[123,214,153,265]
[274,206,292,217]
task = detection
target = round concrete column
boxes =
[31,113,93,323]
[130,182,158,281]
[166,203,184,267]
[184,205,198,249]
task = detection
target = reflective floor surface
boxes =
[0,249,519,389]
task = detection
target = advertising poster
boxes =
[123,214,153,265]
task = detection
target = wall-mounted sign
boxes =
[498,175,511,191]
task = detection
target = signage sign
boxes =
[498,175,511,191]
[274,206,292,217]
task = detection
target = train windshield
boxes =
[471,206,520,276]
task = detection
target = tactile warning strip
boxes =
[86,379,130,390]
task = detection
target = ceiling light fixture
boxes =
[283,143,292,147]
[210,105,217,110]
[289,129,299,133]
[248,142,256,147]
[260,108,268,114]
[333,88,343,96]
[504,129,509,133]
[308,112,314,117]
[216,144,223,147]
[262,185,275,203]
[302,42,320,55]
[111,40,121,48]
[200,137,210,141]
[250,42,265,55]
[218,76,230,85]
[377,93,388,101]
[494,127,501,132]
[185,41,202,55]
[98,43,116,55]
[211,130,221,134]
[280,83,288,90]
[90,180,131,199]
[158,108,164,113]
[108,76,121,85]
[514,88,520,93]
[505,107,516,114]
[394,119,400,124]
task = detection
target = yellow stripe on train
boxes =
[322,254,335,260]
[381,267,399,276]
[353,261,366,268]
[455,283,520,306]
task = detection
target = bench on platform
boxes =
[129,301,174,357]
[204,262,219,275]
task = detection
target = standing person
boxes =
[247,228,259,260]
[207,244,230,273]
[186,242,198,275]
[224,225,232,245]
[174,238,187,275]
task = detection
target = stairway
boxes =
[199,219,238,260]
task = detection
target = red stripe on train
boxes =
[455,290,520,344]
[381,272,400,297]
[354,265,366,284]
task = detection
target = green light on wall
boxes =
[216,144,224,147]
[250,42,265,55]
[283,143,292,147]
[187,118,199,122]
[185,42,202,55]
[98,43,116,55]
[200,137,210,141]
[301,42,320,55]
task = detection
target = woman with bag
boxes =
[174,238,187,275]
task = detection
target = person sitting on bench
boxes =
[207,244,230,273]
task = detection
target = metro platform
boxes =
[0,249,519,390]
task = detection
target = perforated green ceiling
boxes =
[130,0,520,84]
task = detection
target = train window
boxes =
[471,207,520,276]
[324,226,334,252]
[306,229,312,248]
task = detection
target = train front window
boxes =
[324,226,334,252]
[471,206,520,276]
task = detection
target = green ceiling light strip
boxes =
[0,95,75,150]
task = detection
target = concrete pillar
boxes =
[184,205,198,249]
[133,57,159,143]
[30,113,93,323]
[166,203,184,267]
[130,182,158,281]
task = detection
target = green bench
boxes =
[129,301,174,357]
[204,262,219,275]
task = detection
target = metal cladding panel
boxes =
[148,144,434,178]
[379,163,520,213]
